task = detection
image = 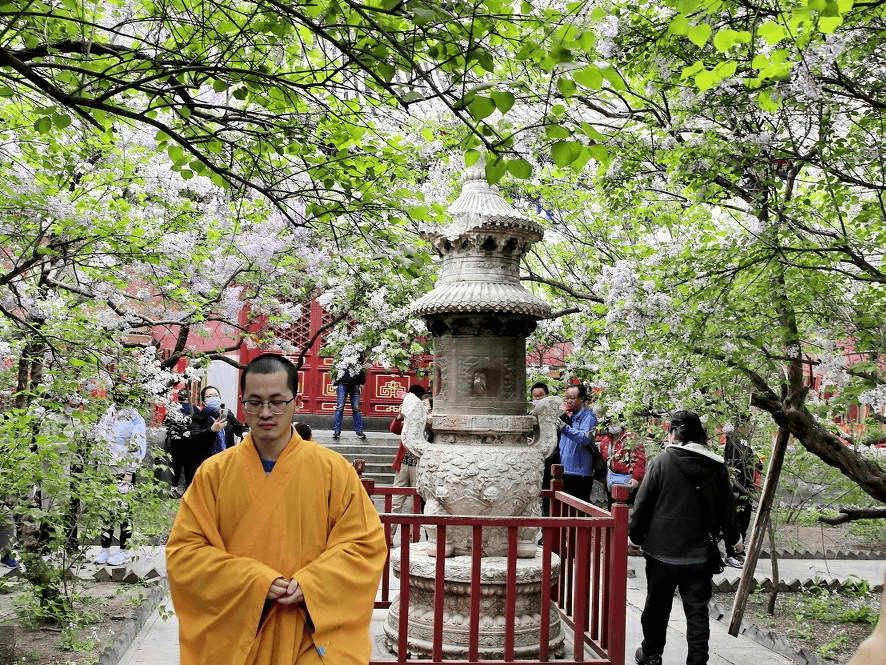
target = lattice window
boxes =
[275,302,312,352]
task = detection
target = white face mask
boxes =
[531,399,543,407]
[205,396,222,409]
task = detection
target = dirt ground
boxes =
[0,572,156,665]
[713,585,881,664]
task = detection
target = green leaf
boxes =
[407,205,429,220]
[465,149,482,167]
[546,124,571,139]
[602,66,626,91]
[818,15,843,32]
[757,88,781,111]
[669,15,689,35]
[580,122,606,142]
[52,113,72,129]
[33,116,52,134]
[212,79,229,93]
[688,23,712,47]
[713,29,749,52]
[681,61,705,80]
[468,96,496,120]
[751,54,769,70]
[715,61,737,78]
[758,21,786,45]
[476,51,495,73]
[484,156,507,184]
[556,77,577,97]
[574,65,604,89]
[0,86,14,97]
[695,68,718,91]
[506,158,533,179]
[490,91,515,113]
[551,140,582,167]
[168,145,185,163]
[377,62,396,82]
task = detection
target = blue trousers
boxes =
[333,383,364,434]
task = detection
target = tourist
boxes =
[93,384,147,566]
[629,410,743,665]
[531,381,560,516]
[294,422,312,441]
[390,385,426,522]
[166,353,386,664]
[597,416,647,507]
[723,432,762,567]
[332,362,367,441]
[556,383,598,502]
[191,385,246,455]
[163,387,194,495]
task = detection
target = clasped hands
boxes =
[267,577,304,605]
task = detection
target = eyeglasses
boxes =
[241,398,295,415]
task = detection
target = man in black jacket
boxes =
[629,410,743,665]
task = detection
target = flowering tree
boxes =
[507,0,886,507]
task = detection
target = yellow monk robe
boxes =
[166,430,387,665]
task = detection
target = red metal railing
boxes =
[360,468,630,664]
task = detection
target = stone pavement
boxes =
[115,545,885,665]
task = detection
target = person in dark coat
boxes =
[629,410,743,665]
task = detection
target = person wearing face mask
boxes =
[595,416,647,508]
[187,386,245,487]
[191,386,246,455]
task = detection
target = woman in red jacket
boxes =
[596,419,647,507]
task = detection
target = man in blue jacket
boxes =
[556,383,598,502]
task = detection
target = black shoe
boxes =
[635,647,662,665]
[357,432,366,440]
[332,432,340,440]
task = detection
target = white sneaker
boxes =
[95,548,110,565]
[724,555,744,568]
[107,550,130,567]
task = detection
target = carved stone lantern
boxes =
[383,164,564,659]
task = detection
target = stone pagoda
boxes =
[383,163,565,659]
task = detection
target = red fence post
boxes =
[607,484,630,665]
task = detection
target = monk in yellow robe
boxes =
[166,354,387,665]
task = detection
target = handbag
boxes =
[389,415,404,436]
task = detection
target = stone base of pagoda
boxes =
[383,543,565,660]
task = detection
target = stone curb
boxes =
[97,576,168,665]
[713,577,884,594]
[760,549,886,560]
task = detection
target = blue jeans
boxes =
[333,383,364,434]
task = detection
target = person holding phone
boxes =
[192,386,246,456]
